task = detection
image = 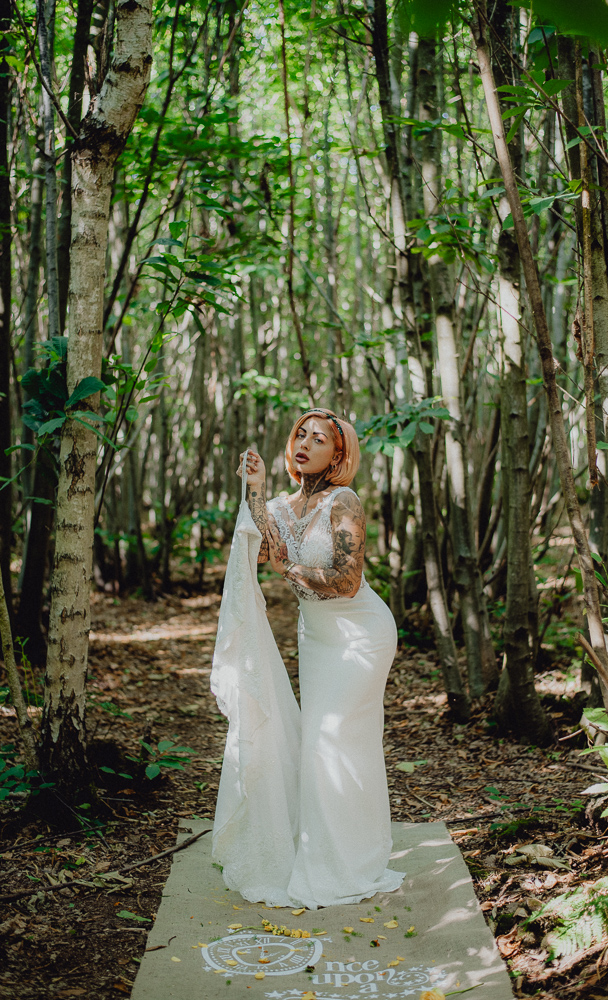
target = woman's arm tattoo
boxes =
[286,493,366,596]
[247,482,270,563]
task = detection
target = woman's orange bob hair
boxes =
[285,409,360,486]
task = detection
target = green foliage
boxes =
[526,877,608,959]
[233,369,308,410]
[0,745,54,802]
[518,0,608,47]
[355,399,450,457]
[170,505,233,568]
[125,737,197,781]
[395,0,460,38]
[21,338,108,443]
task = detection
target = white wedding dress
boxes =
[210,461,404,909]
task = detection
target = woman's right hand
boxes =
[237,449,266,489]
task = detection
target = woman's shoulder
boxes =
[328,486,364,515]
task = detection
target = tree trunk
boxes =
[473,1,608,710]
[20,151,44,505]
[41,0,154,789]
[56,0,95,332]
[0,6,12,620]
[415,37,494,697]
[0,565,39,772]
[37,0,60,340]
[369,0,469,719]
[14,449,56,665]
[488,0,550,741]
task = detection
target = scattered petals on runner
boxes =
[384,919,399,928]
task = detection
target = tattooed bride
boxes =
[232,408,404,908]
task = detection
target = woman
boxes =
[212,408,403,909]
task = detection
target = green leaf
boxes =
[116,910,151,923]
[418,420,435,434]
[5,443,35,455]
[65,377,106,408]
[543,79,574,96]
[506,109,526,144]
[395,760,427,773]
[169,220,187,239]
[597,441,608,450]
[145,763,161,780]
[518,0,608,47]
[584,707,608,727]
[37,415,66,436]
[157,740,175,752]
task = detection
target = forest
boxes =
[2,0,608,997]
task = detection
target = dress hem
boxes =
[221,868,406,911]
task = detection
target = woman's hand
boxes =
[237,449,266,489]
[267,521,291,576]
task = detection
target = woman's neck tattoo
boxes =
[301,470,334,516]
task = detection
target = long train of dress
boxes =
[210,464,404,908]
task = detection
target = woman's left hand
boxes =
[267,522,291,576]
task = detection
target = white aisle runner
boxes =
[130,820,513,1000]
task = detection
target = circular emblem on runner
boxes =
[203,932,323,976]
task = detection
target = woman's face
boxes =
[293,418,337,477]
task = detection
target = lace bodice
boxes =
[267,487,366,602]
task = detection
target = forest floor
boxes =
[1,573,608,1000]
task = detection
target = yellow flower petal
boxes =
[313,930,326,935]
[228,923,243,930]
[292,907,306,915]
[259,958,270,964]
[302,993,317,1000]
[233,905,243,910]
[387,960,400,967]
[419,991,446,1000]
[377,935,387,940]
[225,959,238,966]
[384,920,399,928]
[343,926,354,933]
[198,943,207,948]
[360,917,375,923]
[254,972,265,980]
[171,956,181,962]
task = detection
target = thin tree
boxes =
[41,0,154,789]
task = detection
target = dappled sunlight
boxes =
[90,623,216,644]
[427,904,479,933]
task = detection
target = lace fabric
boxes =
[268,487,367,602]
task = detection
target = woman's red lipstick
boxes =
[295,452,309,462]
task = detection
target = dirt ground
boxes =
[1,574,607,1000]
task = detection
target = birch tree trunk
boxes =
[41,0,154,786]
[473,1,608,709]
